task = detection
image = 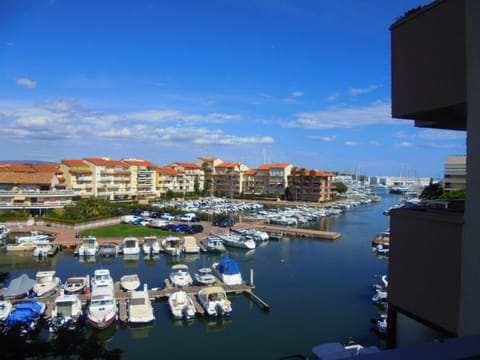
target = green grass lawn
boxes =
[81,224,176,238]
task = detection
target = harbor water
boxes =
[0,191,401,359]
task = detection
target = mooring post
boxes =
[250,268,254,286]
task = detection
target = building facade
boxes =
[444,155,466,192]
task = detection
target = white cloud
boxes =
[307,135,337,142]
[369,140,381,146]
[348,85,379,96]
[395,141,414,148]
[16,78,37,89]
[345,141,357,146]
[291,91,304,98]
[284,101,400,129]
[325,92,340,102]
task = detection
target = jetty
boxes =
[236,223,342,240]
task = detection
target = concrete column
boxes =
[458,0,480,336]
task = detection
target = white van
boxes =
[180,213,197,222]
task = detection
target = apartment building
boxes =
[444,155,466,192]
[155,166,186,197]
[60,159,94,197]
[83,158,131,200]
[388,0,479,350]
[121,158,158,200]
[168,162,204,194]
[213,162,249,197]
[246,163,293,198]
[287,168,335,202]
[196,157,223,195]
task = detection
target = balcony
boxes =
[388,206,464,335]
[390,0,466,130]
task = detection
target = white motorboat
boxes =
[91,269,114,292]
[33,270,61,297]
[122,237,140,255]
[0,224,10,241]
[161,236,183,256]
[197,286,232,317]
[15,230,49,244]
[86,287,117,329]
[218,233,256,250]
[211,258,243,285]
[6,241,37,252]
[128,284,155,324]
[194,267,217,286]
[120,274,141,291]
[168,290,196,320]
[48,290,83,332]
[181,236,200,254]
[78,236,99,256]
[63,276,88,295]
[202,236,226,253]
[0,299,13,322]
[32,240,52,257]
[169,264,193,288]
[142,236,160,255]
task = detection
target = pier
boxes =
[238,223,342,240]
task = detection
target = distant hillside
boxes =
[0,160,56,164]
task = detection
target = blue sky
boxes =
[0,0,465,178]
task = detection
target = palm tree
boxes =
[202,161,211,195]
[84,196,105,218]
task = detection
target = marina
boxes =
[0,191,397,359]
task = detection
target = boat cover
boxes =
[218,259,239,275]
[7,299,43,326]
[311,342,351,360]
[4,273,35,299]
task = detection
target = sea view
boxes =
[0,190,399,360]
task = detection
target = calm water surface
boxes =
[0,191,400,360]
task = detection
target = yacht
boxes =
[122,237,140,255]
[91,269,114,292]
[78,236,99,256]
[33,270,61,297]
[86,287,117,329]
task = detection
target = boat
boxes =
[372,288,388,305]
[33,270,61,297]
[32,240,52,257]
[161,236,183,256]
[15,230,49,244]
[122,237,140,255]
[63,276,88,295]
[202,236,226,253]
[168,290,196,320]
[0,223,10,241]
[91,269,114,292]
[98,243,118,257]
[48,290,83,332]
[181,235,200,254]
[77,236,99,256]
[0,299,13,322]
[3,273,35,299]
[211,258,243,285]
[197,286,232,317]
[6,241,37,252]
[169,264,193,288]
[86,287,117,329]
[194,267,217,286]
[142,236,160,255]
[128,284,155,324]
[371,314,388,335]
[218,233,256,250]
[120,274,141,291]
[232,228,269,242]
[6,299,46,333]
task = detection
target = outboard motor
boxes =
[215,303,223,316]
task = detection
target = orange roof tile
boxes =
[0,172,55,185]
[156,167,181,175]
[84,157,128,167]
[257,163,291,170]
[121,158,158,168]
[172,162,202,169]
[62,159,90,167]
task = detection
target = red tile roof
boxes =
[84,157,128,167]
[172,162,202,169]
[121,158,158,168]
[257,163,291,170]
[61,159,90,167]
[156,167,181,175]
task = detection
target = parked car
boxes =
[212,218,235,227]
[180,213,199,222]
[189,224,204,234]
[161,223,176,231]
[174,224,191,233]
[161,213,175,220]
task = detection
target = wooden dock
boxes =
[244,224,342,240]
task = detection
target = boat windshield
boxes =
[92,298,114,306]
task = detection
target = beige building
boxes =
[444,155,466,192]
[244,163,293,198]
[60,159,94,197]
[388,0,479,350]
[287,169,335,202]
[155,166,186,197]
[121,158,158,200]
[213,162,249,197]
[168,162,204,194]
[83,158,131,200]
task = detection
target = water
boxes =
[0,191,401,359]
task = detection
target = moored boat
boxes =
[15,230,49,244]
[194,267,217,286]
[169,264,193,288]
[218,233,256,250]
[142,236,160,255]
[91,269,114,292]
[98,243,118,257]
[0,299,13,322]
[128,284,155,324]
[6,299,46,334]
[48,290,83,332]
[161,236,183,256]
[86,288,117,329]
[6,241,37,252]
[120,274,141,291]
[168,290,196,320]
[0,223,10,241]
[63,276,88,295]
[32,240,52,257]
[122,237,140,255]
[33,270,61,297]
[197,286,232,317]
[202,236,226,253]
[211,258,243,285]
[78,236,99,256]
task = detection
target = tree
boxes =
[419,179,443,199]
[334,182,348,193]
[84,196,107,218]
[201,161,210,195]
[309,169,317,182]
